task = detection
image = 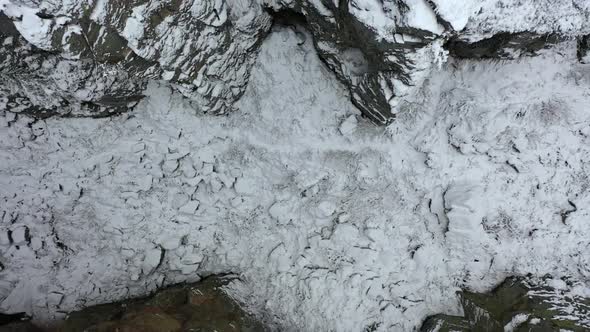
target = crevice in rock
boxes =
[560,200,577,225]
[265,7,403,124]
[578,35,590,63]
[445,32,562,59]
[266,8,308,27]
[425,0,455,32]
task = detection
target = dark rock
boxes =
[0,313,29,326]
[56,276,267,332]
[145,287,187,310]
[0,321,42,332]
[58,303,126,332]
[578,35,590,63]
[446,33,561,59]
[421,277,590,332]
[118,307,182,332]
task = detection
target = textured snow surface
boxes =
[2,26,590,331]
[430,0,590,36]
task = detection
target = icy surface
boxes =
[2,26,590,331]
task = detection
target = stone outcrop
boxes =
[421,277,590,332]
[446,33,561,60]
[265,2,445,124]
[0,276,267,331]
[2,0,590,123]
[0,0,271,117]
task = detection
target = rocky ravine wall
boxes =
[2,0,590,124]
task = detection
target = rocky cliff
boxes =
[2,0,590,123]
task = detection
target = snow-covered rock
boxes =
[0,0,271,116]
[3,0,590,122]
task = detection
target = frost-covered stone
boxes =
[0,0,272,116]
[3,0,590,123]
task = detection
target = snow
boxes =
[339,115,358,136]
[429,0,481,31]
[347,0,442,42]
[348,0,395,41]
[431,0,590,40]
[90,0,108,23]
[2,23,590,332]
[0,0,57,50]
[122,4,148,49]
[504,313,529,332]
[404,0,444,34]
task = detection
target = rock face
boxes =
[421,277,590,332]
[2,0,590,122]
[446,33,561,60]
[0,0,271,117]
[266,3,445,124]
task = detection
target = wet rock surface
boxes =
[421,277,590,332]
[0,277,267,332]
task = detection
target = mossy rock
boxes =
[420,314,471,332]
[145,286,188,311]
[58,303,125,332]
[55,276,268,332]
[421,277,590,332]
[117,307,182,332]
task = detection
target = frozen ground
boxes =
[2,25,590,331]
